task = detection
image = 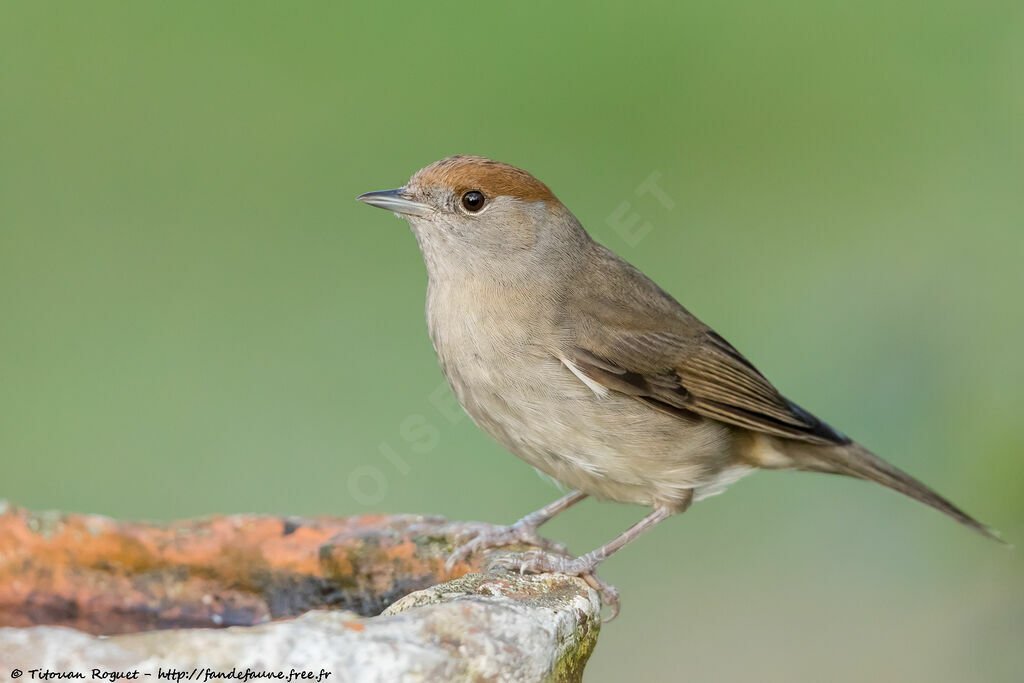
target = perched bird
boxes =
[357,155,1000,614]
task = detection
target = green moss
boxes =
[548,615,601,683]
[412,533,456,555]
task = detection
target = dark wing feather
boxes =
[568,327,849,447]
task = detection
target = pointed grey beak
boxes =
[356,188,433,217]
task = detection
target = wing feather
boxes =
[567,329,848,446]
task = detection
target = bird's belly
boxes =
[440,345,745,509]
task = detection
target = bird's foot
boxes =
[446,520,566,570]
[490,549,621,621]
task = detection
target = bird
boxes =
[356,154,1001,615]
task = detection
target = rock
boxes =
[0,502,601,682]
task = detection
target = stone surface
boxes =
[0,573,600,682]
[0,501,488,633]
[0,502,602,682]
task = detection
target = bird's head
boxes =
[357,155,588,281]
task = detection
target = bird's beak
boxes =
[356,188,433,217]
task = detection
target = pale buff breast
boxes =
[425,279,750,510]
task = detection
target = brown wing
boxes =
[567,326,849,447]
[559,242,849,446]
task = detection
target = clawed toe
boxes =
[506,523,567,555]
[581,572,621,622]
[447,522,623,618]
[446,525,499,569]
[451,522,489,546]
[446,522,562,570]
[446,538,487,570]
[490,548,577,574]
[490,549,621,620]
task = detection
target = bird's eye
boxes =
[461,190,485,212]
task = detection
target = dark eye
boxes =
[461,190,485,212]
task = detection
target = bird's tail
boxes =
[797,441,1004,544]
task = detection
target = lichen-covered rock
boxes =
[0,571,600,683]
[0,502,490,633]
[0,502,602,682]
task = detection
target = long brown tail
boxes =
[799,441,1004,544]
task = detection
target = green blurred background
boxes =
[2,1,1022,680]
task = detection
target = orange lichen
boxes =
[0,504,489,635]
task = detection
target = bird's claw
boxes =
[489,549,621,621]
[446,521,566,571]
[581,572,621,622]
[489,548,578,574]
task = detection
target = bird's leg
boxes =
[493,506,673,577]
[491,492,691,619]
[447,491,588,568]
[515,490,589,530]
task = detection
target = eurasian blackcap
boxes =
[357,155,1000,615]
